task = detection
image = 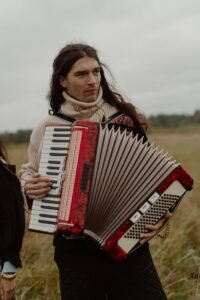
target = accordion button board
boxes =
[117,180,186,253]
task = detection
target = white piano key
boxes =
[44,129,71,134]
[39,164,64,173]
[42,148,68,155]
[41,196,60,203]
[39,167,61,177]
[37,172,63,182]
[40,153,67,160]
[42,143,69,149]
[31,209,58,217]
[44,126,71,132]
[44,133,71,138]
[45,126,71,132]
[32,200,59,209]
[30,217,57,225]
[31,206,59,215]
[44,186,61,195]
[43,196,60,203]
[30,214,57,223]
[29,222,57,233]
[39,159,66,168]
[42,137,70,143]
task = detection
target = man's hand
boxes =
[140,211,172,244]
[24,173,52,199]
[0,278,16,300]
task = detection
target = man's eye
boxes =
[77,73,85,77]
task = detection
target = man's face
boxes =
[60,56,101,102]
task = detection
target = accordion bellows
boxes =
[29,119,193,260]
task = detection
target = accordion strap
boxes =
[55,113,75,123]
[55,112,122,124]
[54,112,147,141]
[103,113,148,142]
[102,112,122,124]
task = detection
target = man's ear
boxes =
[59,76,68,89]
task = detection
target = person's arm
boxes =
[1,262,16,274]
[19,122,51,203]
[0,262,16,300]
[0,166,23,300]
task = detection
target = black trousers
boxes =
[54,235,168,300]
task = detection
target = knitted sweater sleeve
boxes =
[18,120,50,210]
[18,116,70,209]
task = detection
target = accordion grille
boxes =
[85,125,178,244]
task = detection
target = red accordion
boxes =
[29,118,193,260]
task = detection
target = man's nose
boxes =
[87,73,96,84]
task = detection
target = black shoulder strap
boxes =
[102,112,123,125]
[103,113,148,142]
[55,113,75,123]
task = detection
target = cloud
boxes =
[0,0,200,132]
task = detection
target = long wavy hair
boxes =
[47,43,148,130]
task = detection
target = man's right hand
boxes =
[24,173,52,199]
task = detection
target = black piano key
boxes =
[53,134,70,137]
[41,205,58,210]
[47,166,60,170]
[51,180,58,184]
[49,152,66,156]
[50,186,57,190]
[50,147,68,151]
[39,220,57,225]
[39,214,57,218]
[46,171,59,176]
[48,160,61,164]
[54,128,70,132]
[46,194,60,198]
[42,200,59,204]
[52,139,69,143]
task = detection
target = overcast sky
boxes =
[0,0,199,132]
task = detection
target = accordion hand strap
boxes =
[54,113,75,123]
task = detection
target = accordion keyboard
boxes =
[29,125,72,233]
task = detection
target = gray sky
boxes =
[0,0,200,132]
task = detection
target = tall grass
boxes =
[7,132,200,300]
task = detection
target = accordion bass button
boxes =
[139,202,151,214]
[148,192,160,204]
[130,211,142,223]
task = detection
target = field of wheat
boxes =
[7,131,200,300]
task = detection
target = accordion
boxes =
[29,117,193,260]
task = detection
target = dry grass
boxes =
[7,132,200,300]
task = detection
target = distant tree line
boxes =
[0,129,32,144]
[149,110,200,128]
[0,110,199,144]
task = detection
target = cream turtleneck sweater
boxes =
[61,88,105,120]
[19,88,118,179]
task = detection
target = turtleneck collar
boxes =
[62,87,103,109]
[60,87,105,120]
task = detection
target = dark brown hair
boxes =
[47,43,148,130]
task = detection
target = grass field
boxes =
[7,131,200,300]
